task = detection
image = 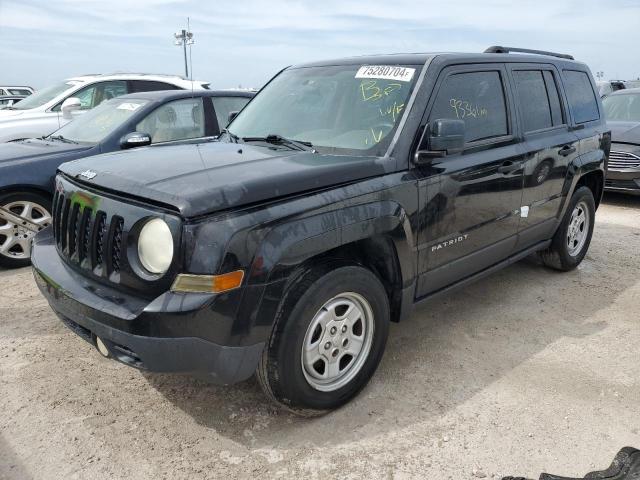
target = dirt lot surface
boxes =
[1,193,639,480]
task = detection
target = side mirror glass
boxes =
[414,119,465,164]
[61,97,82,119]
[227,110,239,124]
[120,131,152,149]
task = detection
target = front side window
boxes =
[429,71,508,143]
[228,64,420,155]
[51,80,128,112]
[136,97,205,143]
[52,98,149,143]
[212,96,251,129]
[563,70,599,124]
[11,81,76,110]
[603,93,640,122]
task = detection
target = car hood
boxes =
[608,121,640,145]
[60,141,389,217]
[0,138,91,166]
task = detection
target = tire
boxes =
[0,191,52,269]
[256,265,390,416]
[540,186,595,271]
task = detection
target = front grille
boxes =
[52,190,126,279]
[608,151,640,170]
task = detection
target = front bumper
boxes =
[605,170,640,195]
[31,228,263,384]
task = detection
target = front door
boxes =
[415,65,525,297]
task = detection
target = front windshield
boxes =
[228,64,420,156]
[10,81,77,110]
[603,93,640,122]
[53,98,149,143]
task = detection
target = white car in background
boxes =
[0,86,34,96]
[0,74,209,142]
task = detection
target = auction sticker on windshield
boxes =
[356,65,416,82]
[117,102,144,111]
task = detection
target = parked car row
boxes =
[0,73,210,142]
[8,46,611,414]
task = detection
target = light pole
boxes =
[174,20,194,78]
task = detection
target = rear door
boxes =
[507,64,579,248]
[415,64,526,297]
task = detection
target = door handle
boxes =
[497,160,522,174]
[558,145,577,157]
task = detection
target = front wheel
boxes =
[256,265,390,416]
[540,186,595,271]
[0,192,52,269]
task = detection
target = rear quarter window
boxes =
[429,71,508,143]
[563,70,599,124]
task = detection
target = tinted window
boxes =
[563,70,599,123]
[136,97,204,143]
[429,71,508,142]
[212,96,251,129]
[514,71,552,132]
[9,89,31,95]
[543,71,564,126]
[130,81,181,93]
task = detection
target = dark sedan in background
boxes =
[0,89,253,267]
[602,88,640,195]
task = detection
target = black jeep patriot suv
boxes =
[32,47,609,414]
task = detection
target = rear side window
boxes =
[513,70,565,132]
[543,71,563,126]
[212,96,251,129]
[563,70,599,124]
[130,81,182,93]
[429,71,508,143]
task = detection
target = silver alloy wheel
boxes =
[567,200,589,257]
[0,200,51,260]
[301,292,374,392]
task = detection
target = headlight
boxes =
[137,218,174,274]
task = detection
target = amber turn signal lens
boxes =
[171,270,244,293]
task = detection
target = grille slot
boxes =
[51,196,126,279]
[608,151,640,170]
[111,217,124,273]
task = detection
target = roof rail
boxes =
[484,46,574,61]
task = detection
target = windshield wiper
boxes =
[242,134,315,152]
[47,135,78,144]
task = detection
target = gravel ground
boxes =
[1,193,639,480]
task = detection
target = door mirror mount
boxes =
[120,132,152,149]
[61,97,82,119]
[227,110,239,124]
[413,119,465,164]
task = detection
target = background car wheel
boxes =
[0,191,52,269]
[540,186,595,271]
[256,264,390,416]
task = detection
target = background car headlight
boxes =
[137,218,174,274]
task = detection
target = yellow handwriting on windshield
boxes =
[360,81,402,102]
[379,102,405,122]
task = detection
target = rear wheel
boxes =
[256,265,390,416]
[0,192,52,269]
[540,186,595,271]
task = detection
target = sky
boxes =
[1,0,639,90]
